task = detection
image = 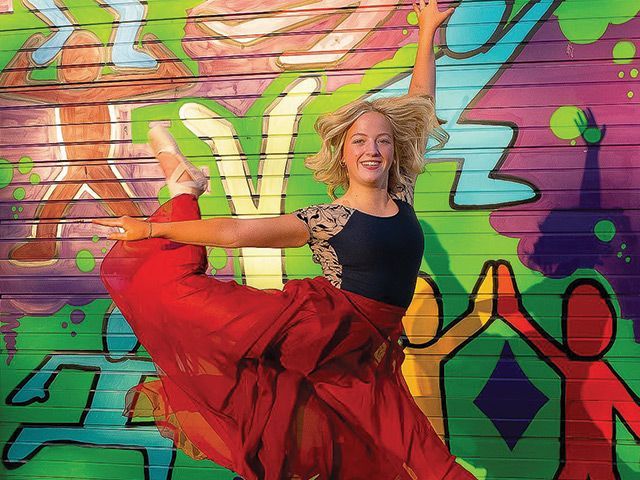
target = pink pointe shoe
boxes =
[149,125,208,198]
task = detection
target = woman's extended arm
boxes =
[92,213,310,248]
[408,0,454,99]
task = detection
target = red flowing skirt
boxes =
[100,194,475,480]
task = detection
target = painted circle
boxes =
[18,156,33,175]
[208,247,228,270]
[621,243,627,250]
[29,173,41,185]
[0,159,12,189]
[618,71,625,78]
[92,235,100,243]
[628,91,634,99]
[13,187,25,200]
[550,106,587,140]
[76,249,96,273]
[612,41,636,64]
[583,127,602,144]
[62,322,68,329]
[70,309,86,324]
[11,206,16,212]
[625,257,631,263]
[407,11,418,25]
[631,68,639,78]
[594,220,616,242]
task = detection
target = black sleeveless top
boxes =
[293,197,424,308]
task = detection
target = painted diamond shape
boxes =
[473,342,549,450]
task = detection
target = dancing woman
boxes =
[94,1,475,478]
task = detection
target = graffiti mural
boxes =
[1,0,639,478]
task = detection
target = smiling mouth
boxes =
[361,161,382,169]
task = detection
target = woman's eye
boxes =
[379,139,391,144]
[353,139,364,144]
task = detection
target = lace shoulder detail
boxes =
[292,203,354,288]
[293,203,354,242]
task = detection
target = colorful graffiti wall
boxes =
[1,0,639,478]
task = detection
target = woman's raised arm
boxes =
[408,0,454,99]
[92,213,310,249]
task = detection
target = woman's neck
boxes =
[335,185,395,215]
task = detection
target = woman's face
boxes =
[342,111,395,190]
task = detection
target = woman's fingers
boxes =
[92,217,124,227]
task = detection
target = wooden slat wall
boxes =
[1,0,639,478]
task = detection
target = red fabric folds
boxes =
[100,194,475,480]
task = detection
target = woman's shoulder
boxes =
[292,203,354,241]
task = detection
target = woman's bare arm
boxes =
[408,0,454,99]
[93,213,310,249]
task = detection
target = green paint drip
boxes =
[583,127,602,144]
[18,156,33,175]
[550,106,587,140]
[76,249,96,273]
[13,187,26,200]
[207,247,228,270]
[613,40,637,64]
[594,220,616,242]
[0,158,13,189]
[555,2,639,44]
[30,173,41,185]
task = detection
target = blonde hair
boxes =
[304,94,448,199]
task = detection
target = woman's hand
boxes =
[413,0,455,35]
[92,216,152,241]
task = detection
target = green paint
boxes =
[141,0,202,76]
[11,206,16,212]
[613,40,637,64]
[13,187,26,200]
[594,220,616,242]
[407,11,418,25]
[101,247,107,254]
[30,63,59,81]
[628,91,634,99]
[75,249,96,273]
[626,257,631,263]
[207,247,228,270]
[13,213,19,219]
[619,71,625,78]
[621,243,627,250]
[18,156,33,174]
[402,28,408,35]
[550,106,587,140]
[618,252,623,258]
[92,235,100,243]
[18,206,24,212]
[554,2,639,44]
[0,158,13,189]
[583,127,602,144]
[158,184,171,206]
[30,173,41,185]
[570,139,577,146]
[507,0,533,24]
[631,68,639,78]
